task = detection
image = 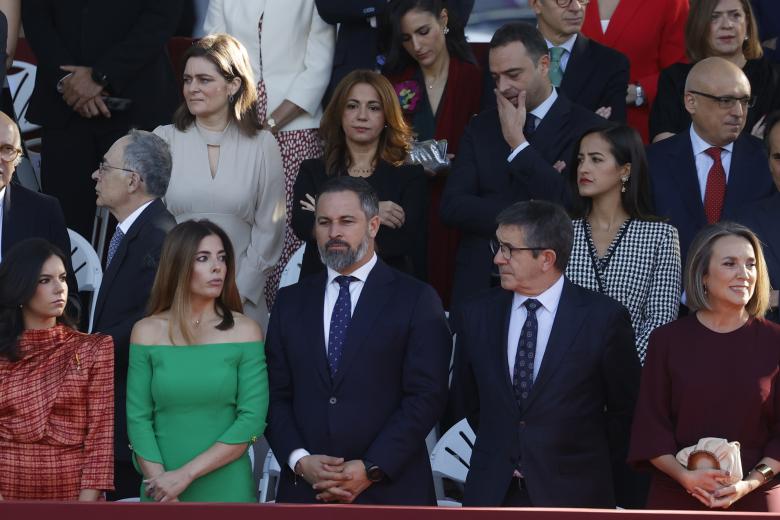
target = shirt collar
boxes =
[512,274,565,314]
[117,199,155,235]
[326,252,378,286]
[544,33,577,54]
[689,124,735,156]
[530,87,558,121]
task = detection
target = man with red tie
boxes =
[647,57,774,265]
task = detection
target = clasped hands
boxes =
[143,467,192,502]
[59,65,111,119]
[680,468,757,509]
[296,455,372,503]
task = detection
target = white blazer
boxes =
[204,0,335,132]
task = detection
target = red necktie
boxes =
[703,147,726,224]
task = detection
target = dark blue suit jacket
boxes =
[647,131,775,263]
[451,280,640,507]
[91,198,175,462]
[441,94,602,312]
[264,259,452,505]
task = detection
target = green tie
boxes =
[548,47,565,87]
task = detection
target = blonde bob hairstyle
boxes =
[684,222,770,317]
[147,220,243,345]
[321,69,413,176]
[173,33,261,137]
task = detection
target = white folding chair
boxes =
[258,449,281,503]
[7,60,41,136]
[279,244,305,288]
[430,418,476,506]
[68,229,103,331]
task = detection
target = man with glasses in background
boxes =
[530,0,628,122]
[450,199,640,507]
[648,57,774,265]
[0,110,77,298]
[90,129,175,499]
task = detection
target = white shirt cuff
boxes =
[288,448,311,472]
[507,142,530,162]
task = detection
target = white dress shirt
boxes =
[689,125,733,203]
[117,199,154,235]
[507,88,559,162]
[0,186,5,263]
[507,275,565,382]
[288,253,378,471]
[544,33,578,72]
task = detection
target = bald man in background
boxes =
[647,57,774,264]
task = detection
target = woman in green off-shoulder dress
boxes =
[126,220,268,502]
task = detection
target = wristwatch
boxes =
[363,460,384,482]
[754,463,775,483]
[266,117,278,135]
[634,84,645,107]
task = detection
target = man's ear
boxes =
[368,215,380,238]
[540,248,558,272]
[684,91,697,116]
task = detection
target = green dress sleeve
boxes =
[126,344,165,467]
[217,341,269,444]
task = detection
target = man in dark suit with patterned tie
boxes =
[441,22,602,316]
[648,57,774,265]
[265,176,451,505]
[90,129,175,499]
[451,200,640,507]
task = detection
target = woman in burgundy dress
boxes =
[628,222,780,511]
[382,0,482,307]
[0,239,114,500]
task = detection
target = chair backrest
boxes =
[68,229,102,292]
[258,449,281,503]
[430,418,476,484]
[6,60,41,135]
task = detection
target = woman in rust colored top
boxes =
[0,239,114,501]
[628,223,780,511]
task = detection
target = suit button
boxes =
[329,397,337,405]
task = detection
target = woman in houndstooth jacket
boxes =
[565,124,681,364]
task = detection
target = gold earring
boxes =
[620,176,629,193]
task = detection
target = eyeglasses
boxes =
[490,238,550,260]
[97,160,135,176]
[0,144,22,162]
[688,90,756,110]
[555,0,590,7]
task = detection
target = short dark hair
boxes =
[0,239,77,361]
[568,124,660,221]
[317,176,380,220]
[496,200,573,271]
[763,110,780,154]
[489,22,548,63]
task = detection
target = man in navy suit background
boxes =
[451,200,640,507]
[531,0,629,121]
[441,22,602,315]
[265,176,451,505]
[90,129,176,499]
[648,57,774,264]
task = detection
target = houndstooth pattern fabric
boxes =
[565,219,682,363]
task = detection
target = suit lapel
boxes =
[603,0,642,47]
[302,271,331,386]
[497,290,518,406]
[93,200,160,323]
[723,136,753,214]
[523,280,587,411]
[559,35,591,96]
[672,136,707,228]
[532,96,570,162]
[332,261,394,390]
[0,185,11,255]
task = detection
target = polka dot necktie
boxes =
[548,46,565,87]
[106,227,125,267]
[327,276,358,376]
[513,299,541,407]
[704,146,726,224]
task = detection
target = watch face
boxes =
[367,466,383,482]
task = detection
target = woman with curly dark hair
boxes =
[292,69,428,280]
